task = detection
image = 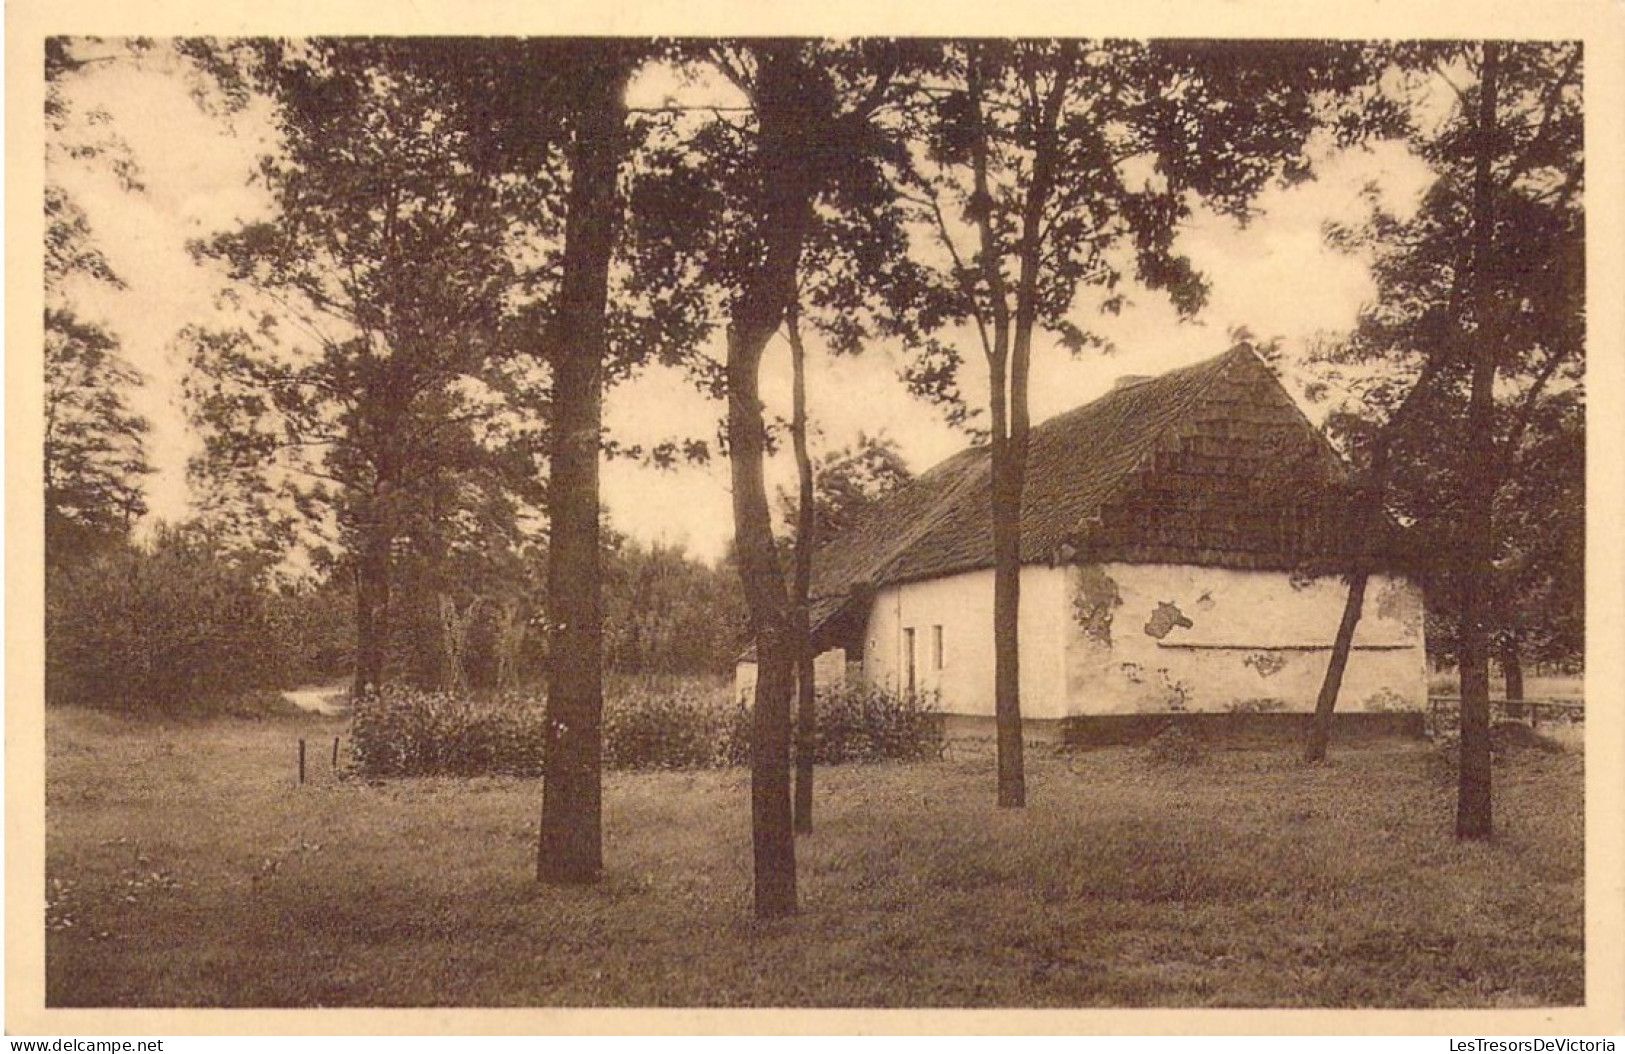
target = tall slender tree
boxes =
[1301,355,1452,764]
[535,49,639,885]
[724,43,834,916]
[622,39,913,915]
[1296,45,1582,829]
[786,295,818,833]
[373,39,708,883]
[185,39,547,696]
[893,40,1374,805]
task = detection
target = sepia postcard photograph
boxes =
[6,0,1624,1039]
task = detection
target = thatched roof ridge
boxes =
[808,345,1367,622]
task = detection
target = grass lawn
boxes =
[43,704,1583,1008]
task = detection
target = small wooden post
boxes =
[332,736,340,769]
[298,738,306,785]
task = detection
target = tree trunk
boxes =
[1298,300,1460,758]
[977,45,1070,809]
[788,299,817,835]
[962,45,1030,809]
[991,444,1026,808]
[538,58,630,886]
[730,326,798,914]
[1456,41,1502,842]
[1502,640,1524,702]
[1304,570,1368,763]
[992,330,1031,810]
[986,335,1026,810]
[793,655,815,832]
[727,43,820,917]
[352,515,393,698]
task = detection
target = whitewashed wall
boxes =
[859,567,1072,719]
[846,562,1425,718]
[739,562,1427,719]
[1060,563,1427,715]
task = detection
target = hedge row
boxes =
[348,680,941,778]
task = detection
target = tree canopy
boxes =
[182,39,553,691]
[44,38,154,564]
[39,35,1589,900]
[1301,42,1582,831]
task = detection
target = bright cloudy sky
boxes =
[49,42,1434,566]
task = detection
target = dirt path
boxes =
[280,682,350,716]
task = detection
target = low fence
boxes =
[1427,696,1584,738]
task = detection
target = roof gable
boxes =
[810,345,1361,607]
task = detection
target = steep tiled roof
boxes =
[809,346,1370,629]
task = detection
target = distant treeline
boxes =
[45,525,747,713]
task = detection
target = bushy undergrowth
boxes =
[602,678,752,770]
[815,683,943,763]
[348,678,940,778]
[349,689,545,778]
[47,529,298,712]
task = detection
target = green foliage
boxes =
[45,526,299,712]
[812,683,944,764]
[346,678,940,778]
[1313,43,1583,675]
[271,580,357,684]
[181,40,555,693]
[777,433,915,544]
[44,40,153,565]
[388,561,544,694]
[601,677,752,771]
[602,540,747,677]
[891,40,1383,425]
[347,681,744,779]
[348,687,547,778]
[44,308,152,565]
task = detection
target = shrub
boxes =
[348,686,546,778]
[347,677,941,778]
[602,677,749,770]
[1491,720,1566,755]
[813,683,943,764]
[602,678,940,770]
[1363,688,1414,713]
[1426,722,1566,786]
[45,526,300,712]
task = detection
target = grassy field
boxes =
[1427,669,1585,701]
[44,703,1583,1008]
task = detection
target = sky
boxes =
[49,42,1435,566]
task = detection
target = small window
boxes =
[903,627,917,695]
[932,625,944,671]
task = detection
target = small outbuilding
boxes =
[737,345,1427,734]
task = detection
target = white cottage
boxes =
[738,345,1428,733]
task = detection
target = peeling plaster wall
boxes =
[860,566,1071,719]
[1062,563,1428,715]
[839,561,1427,720]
